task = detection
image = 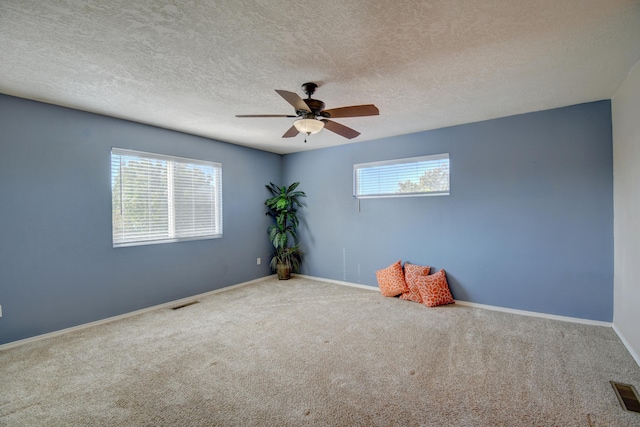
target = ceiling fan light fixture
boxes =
[294,118,324,135]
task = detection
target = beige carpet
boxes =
[1,277,640,426]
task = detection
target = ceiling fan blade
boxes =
[235,114,297,118]
[275,90,311,113]
[321,119,361,139]
[322,104,379,118]
[282,125,299,138]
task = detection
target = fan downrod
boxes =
[301,82,318,98]
[299,82,325,114]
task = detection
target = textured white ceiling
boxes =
[1,0,639,154]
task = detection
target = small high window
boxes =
[111,148,222,247]
[354,153,449,198]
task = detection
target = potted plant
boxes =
[265,182,306,279]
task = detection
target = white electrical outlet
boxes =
[257,258,261,265]
[0,305,2,317]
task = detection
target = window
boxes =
[354,153,449,198]
[111,148,222,247]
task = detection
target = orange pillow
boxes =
[400,263,430,303]
[375,260,409,297]
[416,269,455,307]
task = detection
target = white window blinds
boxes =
[354,153,449,198]
[111,148,222,247]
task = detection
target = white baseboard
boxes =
[296,274,381,292]
[0,276,273,352]
[301,274,613,327]
[612,323,640,368]
[454,300,612,327]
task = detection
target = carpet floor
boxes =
[1,277,640,426]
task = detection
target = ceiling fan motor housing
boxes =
[302,98,325,116]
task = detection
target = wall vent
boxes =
[171,301,199,310]
[611,381,640,413]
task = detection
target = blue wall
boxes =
[0,94,280,344]
[284,101,614,321]
[0,96,615,345]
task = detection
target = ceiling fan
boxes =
[236,82,379,141]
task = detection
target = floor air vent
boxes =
[172,301,199,310]
[611,381,640,413]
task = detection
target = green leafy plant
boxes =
[265,182,306,279]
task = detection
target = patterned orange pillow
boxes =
[416,269,455,307]
[400,263,430,303]
[375,260,409,297]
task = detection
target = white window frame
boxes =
[111,148,222,247]
[354,153,450,198]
